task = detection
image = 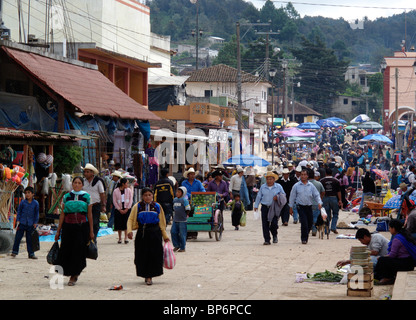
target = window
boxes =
[204,90,213,97]
[343,98,348,105]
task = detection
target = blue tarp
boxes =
[0,92,57,131]
[40,227,114,242]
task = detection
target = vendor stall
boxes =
[0,127,90,223]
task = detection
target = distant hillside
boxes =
[146,0,416,66]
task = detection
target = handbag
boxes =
[31,229,40,252]
[376,218,390,232]
[46,241,60,265]
[240,213,246,227]
[86,240,98,260]
[163,241,176,269]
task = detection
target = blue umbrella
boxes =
[224,154,270,167]
[383,195,416,209]
[316,119,342,128]
[326,117,347,124]
[360,134,393,145]
[297,122,320,130]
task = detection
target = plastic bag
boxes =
[240,213,246,227]
[383,189,393,204]
[47,241,60,265]
[163,241,176,269]
[253,210,260,221]
[31,229,40,252]
[320,207,328,220]
[86,240,98,260]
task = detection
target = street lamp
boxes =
[190,0,202,70]
[269,68,277,165]
[282,60,288,128]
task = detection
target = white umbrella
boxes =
[351,114,370,123]
[357,121,382,130]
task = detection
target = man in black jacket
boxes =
[154,168,175,225]
[277,168,295,226]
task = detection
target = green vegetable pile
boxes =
[306,270,343,282]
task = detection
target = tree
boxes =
[291,36,349,114]
[212,35,240,68]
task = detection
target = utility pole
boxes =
[282,60,288,128]
[395,67,399,152]
[236,21,272,130]
[236,22,242,130]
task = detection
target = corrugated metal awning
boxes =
[1,46,161,121]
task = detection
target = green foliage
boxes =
[53,145,82,175]
[291,36,349,113]
[148,0,416,65]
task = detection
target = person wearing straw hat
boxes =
[229,167,244,199]
[83,163,106,243]
[107,170,123,229]
[181,167,205,199]
[254,171,285,245]
[277,168,295,226]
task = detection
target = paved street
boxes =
[0,208,394,301]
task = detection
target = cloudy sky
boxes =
[247,0,416,21]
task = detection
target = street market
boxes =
[1,0,416,304]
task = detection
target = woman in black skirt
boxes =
[55,177,94,286]
[127,188,170,285]
[113,178,133,244]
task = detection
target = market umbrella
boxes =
[285,137,315,144]
[326,117,347,124]
[286,122,299,127]
[360,134,393,145]
[297,122,320,130]
[383,195,416,210]
[357,121,383,130]
[224,154,270,167]
[316,119,341,128]
[278,128,315,137]
[351,114,370,123]
[345,125,357,130]
[372,169,390,182]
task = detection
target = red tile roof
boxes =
[2,46,161,121]
[186,64,265,83]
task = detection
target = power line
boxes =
[258,1,416,11]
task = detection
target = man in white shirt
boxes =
[229,167,244,199]
[83,163,106,242]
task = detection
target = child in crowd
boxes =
[228,193,246,230]
[171,186,190,252]
[11,187,39,259]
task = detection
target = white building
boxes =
[185,64,271,153]
[2,0,172,75]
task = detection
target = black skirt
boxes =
[134,224,163,278]
[231,208,243,227]
[114,208,131,231]
[56,222,89,276]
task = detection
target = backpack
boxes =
[92,176,107,191]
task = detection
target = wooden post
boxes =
[57,97,65,133]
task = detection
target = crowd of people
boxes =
[9,124,416,288]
